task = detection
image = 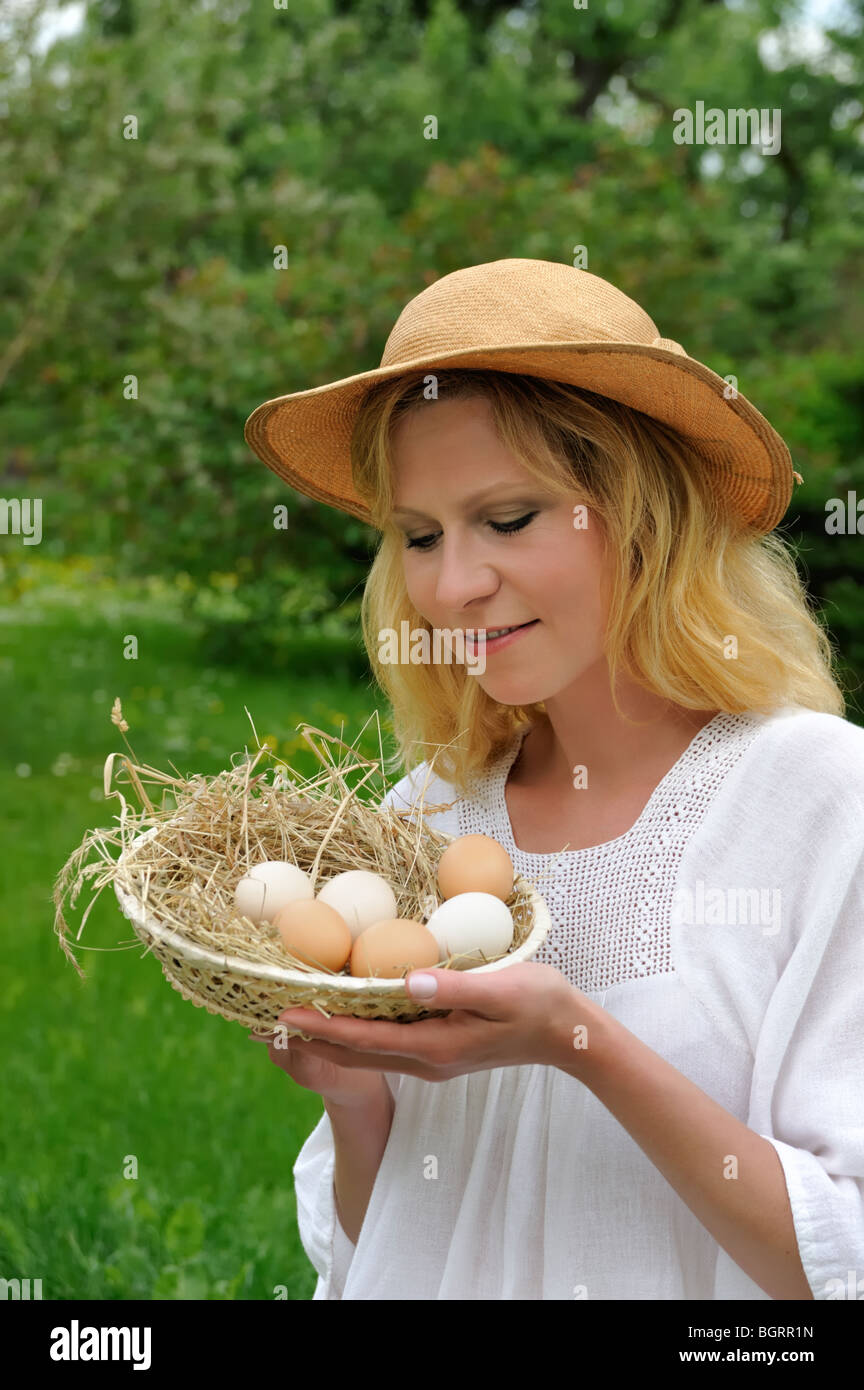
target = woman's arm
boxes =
[556,997,813,1300]
[325,1082,396,1246]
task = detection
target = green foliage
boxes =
[185,561,370,675]
[1,0,861,633]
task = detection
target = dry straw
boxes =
[53,704,552,1039]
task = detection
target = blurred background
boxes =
[1,0,862,1300]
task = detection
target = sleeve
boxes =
[714,836,864,1301]
[376,759,463,829]
[292,1109,357,1301]
[378,782,406,815]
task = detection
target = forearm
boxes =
[324,1083,395,1246]
[555,995,813,1300]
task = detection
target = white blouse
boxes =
[292,705,864,1299]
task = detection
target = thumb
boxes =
[404,964,502,1012]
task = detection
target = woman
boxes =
[244,259,864,1300]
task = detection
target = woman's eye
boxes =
[488,511,538,535]
[404,531,440,551]
[403,511,538,551]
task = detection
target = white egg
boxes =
[316,870,398,941]
[424,891,514,968]
[234,860,314,925]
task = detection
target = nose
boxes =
[433,531,499,613]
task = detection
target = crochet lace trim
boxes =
[457,712,765,992]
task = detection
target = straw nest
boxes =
[53,705,552,1038]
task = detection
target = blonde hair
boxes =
[350,369,846,791]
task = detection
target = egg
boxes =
[316,869,398,941]
[424,892,514,968]
[437,834,514,902]
[274,899,352,973]
[350,918,441,979]
[234,860,314,925]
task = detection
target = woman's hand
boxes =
[263,961,588,1084]
[250,1023,390,1108]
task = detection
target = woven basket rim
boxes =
[114,823,552,993]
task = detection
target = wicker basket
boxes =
[114,822,552,1039]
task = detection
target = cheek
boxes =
[525,526,603,592]
[529,528,611,628]
[402,557,429,614]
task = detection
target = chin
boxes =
[468,677,550,706]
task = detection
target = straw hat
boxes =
[244,257,802,534]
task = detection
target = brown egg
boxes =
[437,834,514,902]
[350,919,441,979]
[274,899,352,973]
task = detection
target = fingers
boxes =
[281,1011,449,1059]
[284,1034,427,1077]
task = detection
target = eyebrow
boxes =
[390,484,536,520]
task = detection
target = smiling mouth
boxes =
[474,620,539,640]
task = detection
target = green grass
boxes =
[0,588,391,1300]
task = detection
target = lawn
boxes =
[0,577,390,1300]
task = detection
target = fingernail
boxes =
[407,973,438,998]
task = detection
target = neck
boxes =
[520,661,719,792]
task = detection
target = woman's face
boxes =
[389,394,613,707]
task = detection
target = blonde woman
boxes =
[245,259,864,1301]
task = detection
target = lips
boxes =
[482,620,538,638]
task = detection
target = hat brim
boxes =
[243,341,794,534]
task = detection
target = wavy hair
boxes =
[350,368,846,791]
